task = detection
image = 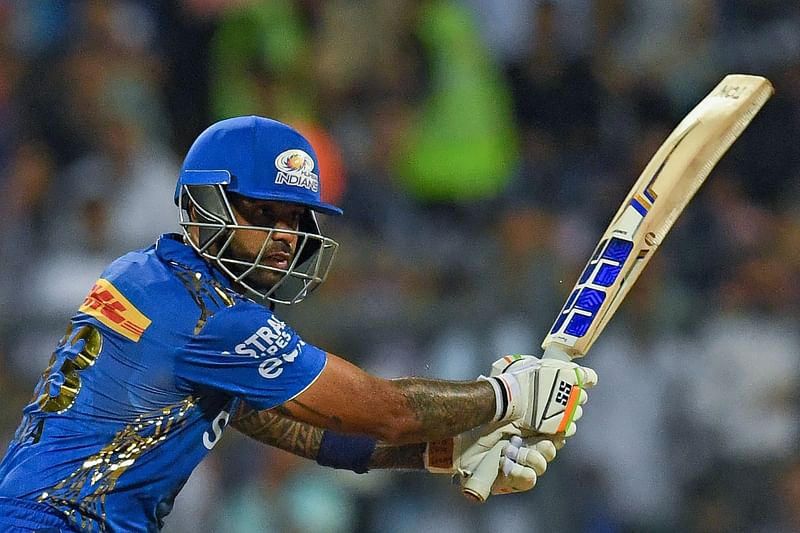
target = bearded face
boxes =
[179,184,339,305]
[222,196,306,292]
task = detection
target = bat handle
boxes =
[542,343,574,362]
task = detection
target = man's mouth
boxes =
[263,251,291,269]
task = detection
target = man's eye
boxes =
[250,209,272,222]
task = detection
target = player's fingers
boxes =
[498,459,536,491]
[514,447,548,476]
[533,439,557,462]
[510,465,536,491]
[502,438,547,475]
[492,474,535,495]
[564,421,577,438]
[503,437,521,462]
[578,388,589,405]
[578,366,598,388]
[572,405,583,423]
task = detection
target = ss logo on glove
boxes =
[555,381,572,406]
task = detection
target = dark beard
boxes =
[223,237,292,291]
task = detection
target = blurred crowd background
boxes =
[0,0,799,532]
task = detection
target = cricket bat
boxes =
[461,74,772,504]
[542,74,774,362]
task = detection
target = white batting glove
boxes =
[491,436,557,495]
[424,423,557,502]
[480,354,597,436]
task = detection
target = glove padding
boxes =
[490,436,557,495]
[425,423,557,502]
[481,354,597,436]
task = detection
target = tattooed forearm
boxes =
[231,403,323,460]
[232,378,494,455]
[285,398,344,431]
[391,378,496,441]
[231,402,469,471]
[369,442,426,470]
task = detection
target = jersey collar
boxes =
[154,233,237,291]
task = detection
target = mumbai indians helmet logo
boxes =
[274,149,319,192]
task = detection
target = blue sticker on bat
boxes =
[549,238,633,338]
[602,238,633,262]
[595,264,621,287]
[565,314,593,337]
[576,288,606,313]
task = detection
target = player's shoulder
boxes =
[100,237,176,289]
[91,239,186,310]
[193,299,305,355]
[78,234,242,335]
[199,298,283,338]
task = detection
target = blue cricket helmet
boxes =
[175,115,343,215]
[175,116,342,305]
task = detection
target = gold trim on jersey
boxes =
[38,397,197,532]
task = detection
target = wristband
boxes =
[478,375,516,421]
[316,431,377,474]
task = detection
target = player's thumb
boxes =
[462,442,505,503]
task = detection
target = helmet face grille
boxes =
[178,184,338,305]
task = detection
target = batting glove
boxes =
[480,354,597,436]
[424,423,557,502]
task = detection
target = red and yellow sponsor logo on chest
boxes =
[79,279,152,342]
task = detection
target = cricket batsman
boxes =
[0,116,597,532]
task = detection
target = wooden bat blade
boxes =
[542,74,774,361]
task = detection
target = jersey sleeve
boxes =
[174,303,327,410]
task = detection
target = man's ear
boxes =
[185,200,207,225]
[183,201,202,244]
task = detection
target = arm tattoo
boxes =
[231,380,494,465]
[283,398,344,431]
[231,403,323,460]
[369,442,426,470]
[393,378,496,440]
[231,403,428,470]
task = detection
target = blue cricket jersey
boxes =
[0,234,328,532]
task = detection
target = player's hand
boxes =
[487,436,557,496]
[480,354,597,436]
[424,423,557,502]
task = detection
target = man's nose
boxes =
[270,220,297,244]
